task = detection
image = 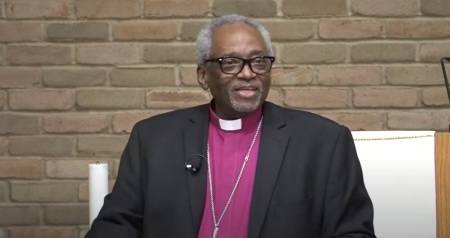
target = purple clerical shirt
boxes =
[198,106,262,238]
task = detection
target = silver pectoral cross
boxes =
[213,226,219,238]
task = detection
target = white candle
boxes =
[89,162,109,227]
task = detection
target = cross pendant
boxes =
[213,226,219,238]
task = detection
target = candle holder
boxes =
[89,162,109,227]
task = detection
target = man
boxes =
[86,14,375,238]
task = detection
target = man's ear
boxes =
[197,66,209,90]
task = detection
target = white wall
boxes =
[352,131,436,238]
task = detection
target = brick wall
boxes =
[0,0,449,237]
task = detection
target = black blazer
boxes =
[86,102,375,238]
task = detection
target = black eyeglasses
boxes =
[204,56,275,75]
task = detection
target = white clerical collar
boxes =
[218,118,242,131]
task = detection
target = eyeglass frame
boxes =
[203,56,276,75]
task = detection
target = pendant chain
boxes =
[206,117,263,236]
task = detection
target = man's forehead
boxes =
[211,23,266,51]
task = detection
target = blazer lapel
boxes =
[248,103,290,238]
[183,105,209,236]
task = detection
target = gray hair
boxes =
[196,14,274,64]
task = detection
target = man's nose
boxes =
[238,62,256,79]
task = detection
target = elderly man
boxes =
[86,14,375,238]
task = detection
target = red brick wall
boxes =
[1,0,450,237]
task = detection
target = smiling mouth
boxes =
[235,87,259,98]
